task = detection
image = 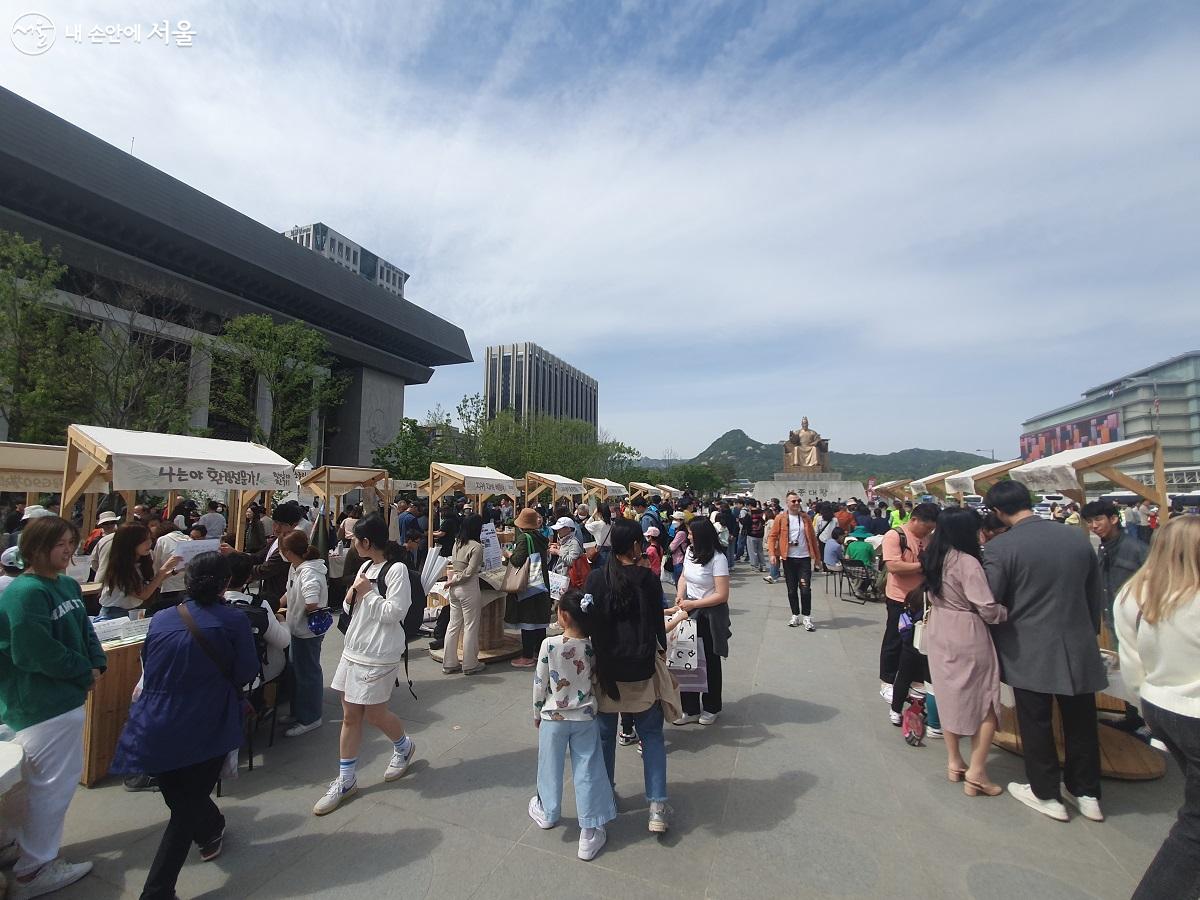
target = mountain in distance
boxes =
[687,429,994,484]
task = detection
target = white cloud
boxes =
[1,1,1197,458]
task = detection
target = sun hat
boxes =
[21,505,53,521]
[671,511,686,521]
[97,510,121,525]
[514,508,541,530]
[1,546,21,569]
[551,516,576,532]
[644,526,660,539]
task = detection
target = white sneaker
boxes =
[803,616,815,632]
[1062,788,1105,822]
[528,795,556,829]
[1007,783,1069,821]
[698,711,719,726]
[9,858,93,899]
[927,726,944,739]
[577,825,607,860]
[648,801,672,834]
[762,575,774,584]
[313,777,357,815]
[889,710,902,726]
[384,738,416,782]
[788,615,802,628]
[672,714,701,726]
[880,684,893,704]
[285,718,322,738]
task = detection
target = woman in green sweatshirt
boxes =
[0,516,107,899]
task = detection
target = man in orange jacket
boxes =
[768,491,821,631]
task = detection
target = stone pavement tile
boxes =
[468,842,687,899]
[245,801,514,900]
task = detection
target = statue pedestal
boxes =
[754,469,866,503]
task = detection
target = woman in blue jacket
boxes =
[112,552,258,900]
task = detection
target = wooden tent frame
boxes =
[628,482,660,503]
[582,477,627,503]
[873,479,912,500]
[426,463,519,549]
[2,442,107,532]
[299,466,392,543]
[656,484,682,499]
[524,472,584,507]
[945,459,1023,505]
[1009,435,1168,511]
[907,470,959,500]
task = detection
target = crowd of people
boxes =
[0,479,1197,891]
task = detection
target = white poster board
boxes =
[170,538,220,571]
[463,474,518,496]
[481,522,503,571]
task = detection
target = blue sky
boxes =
[3,1,1199,459]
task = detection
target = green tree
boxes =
[208,314,346,461]
[372,417,434,479]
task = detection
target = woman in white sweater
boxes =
[314,515,417,816]
[1115,515,1200,900]
[277,531,329,738]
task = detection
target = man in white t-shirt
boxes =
[197,500,227,542]
[152,523,192,610]
[768,492,821,631]
[89,510,122,582]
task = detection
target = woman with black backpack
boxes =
[314,515,417,816]
[585,518,677,835]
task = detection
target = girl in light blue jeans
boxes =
[529,590,615,861]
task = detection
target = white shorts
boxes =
[331,657,401,706]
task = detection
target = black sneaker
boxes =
[428,639,445,651]
[123,774,159,792]
[617,731,637,746]
[198,824,224,862]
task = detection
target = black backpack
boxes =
[229,596,270,682]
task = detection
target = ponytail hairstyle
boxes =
[281,529,320,561]
[556,588,593,638]
[186,551,232,606]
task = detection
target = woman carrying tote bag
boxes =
[503,508,552,668]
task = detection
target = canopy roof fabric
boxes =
[69,424,295,493]
[527,472,585,495]
[628,481,660,495]
[431,463,518,497]
[874,479,909,491]
[1010,437,1156,494]
[299,466,389,498]
[384,479,420,492]
[582,477,627,498]
[0,442,104,494]
[908,470,958,494]
[944,460,1023,496]
[656,484,682,497]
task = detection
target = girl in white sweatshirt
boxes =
[314,515,416,816]
[277,531,329,737]
[1115,515,1200,900]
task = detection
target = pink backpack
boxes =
[902,697,926,747]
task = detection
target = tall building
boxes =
[1021,350,1200,486]
[283,222,409,299]
[484,343,598,429]
[0,88,471,465]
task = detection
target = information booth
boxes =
[524,472,584,508]
[582,477,627,509]
[298,465,392,541]
[58,424,296,785]
[628,482,661,503]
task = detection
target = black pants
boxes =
[891,631,929,714]
[681,614,723,715]
[1134,702,1200,900]
[1013,688,1101,802]
[142,755,225,900]
[879,601,905,683]
[783,557,812,617]
[520,627,546,659]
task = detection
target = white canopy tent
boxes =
[656,484,682,498]
[944,459,1023,500]
[0,442,106,499]
[61,424,296,544]
[907,470,959,499]
[873,479,912,499]
[582,477,627,503]
[524,472,585,506]
[1009,436,1166,509]
[628,482,661,502]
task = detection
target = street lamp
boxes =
[975,448,996,461]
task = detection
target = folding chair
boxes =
[838,558,877,604]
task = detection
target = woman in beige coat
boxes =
[442,514,485,675]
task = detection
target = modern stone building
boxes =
[1021,350,1200,486]
[483,343,597,429]
[0,88,470,465]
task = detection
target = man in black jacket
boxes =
[247,501,304,611]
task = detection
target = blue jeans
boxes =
[289,634,324,725]
[725,541,736,569]
[97,606,130,620]
[598,702,667,803]
[768,560,780,579]
[537,718,616,828]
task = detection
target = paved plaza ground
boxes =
[53,567,1181,899]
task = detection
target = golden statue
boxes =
[787,417,828,471]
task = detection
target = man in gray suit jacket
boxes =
[983,480,1106,823]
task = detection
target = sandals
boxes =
[947,766,967,783]
[963,779,1003,797]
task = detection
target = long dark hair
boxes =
[920,507,982,595]
[557,588,592,637]
[104,523,153,596]
[186,551,231,607]
[602,518,645,615]
[457,513,484,546]
[687,517,724,566]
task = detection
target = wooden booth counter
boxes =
[82,637,144,786]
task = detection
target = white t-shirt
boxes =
[153,531,192,593]
[683,548,730,601]
[198,512,227,540]
[787,514,811,559]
